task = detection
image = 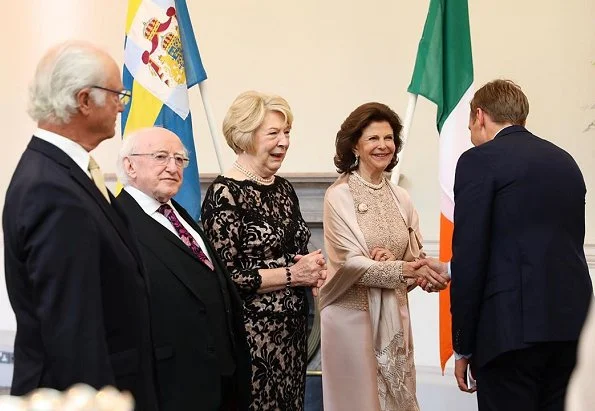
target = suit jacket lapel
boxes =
[171,201,240,341]
[28,137,144,268]
[117,191,208,301]
[171,200,234,289]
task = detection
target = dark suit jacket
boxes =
[3,137,158,410]
[116,190,251,411]
[451,125,593,368]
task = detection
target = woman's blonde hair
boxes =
[222,91,293,154]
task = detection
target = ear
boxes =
[476,108,486,127]
[76,88,93,116]
[124,157,136,180]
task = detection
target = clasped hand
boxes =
[293,249,327,297]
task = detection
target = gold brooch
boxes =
[357,203,368,213]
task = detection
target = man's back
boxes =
[3,138,157,409]
[452,125,592,366]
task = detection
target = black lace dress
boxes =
[201,176,311,411]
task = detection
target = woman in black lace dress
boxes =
[201,91,327,411]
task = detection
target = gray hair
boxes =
[116,127,189,186]
[28,41,108,124]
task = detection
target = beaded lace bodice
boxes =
[334,174,409,311]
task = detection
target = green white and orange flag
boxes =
[407,0,474,371]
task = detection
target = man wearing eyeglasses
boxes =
[115,127,251,411]
[3,41,158,410]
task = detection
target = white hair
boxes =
[116,127,189,186]
[28,41,108,124]
[116,133,139,186]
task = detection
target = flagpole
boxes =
[198,81,225,174]
[391,92,418,185]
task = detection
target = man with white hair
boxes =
[3,41,158,410]
[115,127,251,411]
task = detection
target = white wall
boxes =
[1,0,594,374]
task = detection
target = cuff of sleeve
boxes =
[234,268,262,295]
[454,352,472,360]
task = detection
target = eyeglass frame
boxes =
[129,151,191,169]
[91,85,132,105]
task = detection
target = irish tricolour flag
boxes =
[407,0,474,370]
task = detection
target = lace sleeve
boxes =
[201,182,262,296]
[358,260,409,289]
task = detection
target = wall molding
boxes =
[199,173,338,224]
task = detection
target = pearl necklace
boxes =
[233,161,275,185]
[352,171,386,190]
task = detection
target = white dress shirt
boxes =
[35,128,91,178]
[124,185,213,262]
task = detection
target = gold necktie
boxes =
[88,156,111,203]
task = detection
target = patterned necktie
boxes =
[88,156,111,203]
[158,204,214,270]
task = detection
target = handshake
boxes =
[370,248,450,292]
[410,257,450,292]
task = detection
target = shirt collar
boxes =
[34,127,91,176]
[494,125,514,139]
[124,185,172,216]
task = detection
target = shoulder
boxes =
[273,175,290,188]
[9,167,80,209]
[387,181,414,207]
[273,175,295,190]
[11,147,67,184]
[113,191,138,223]
[324,174,350,204]
[208,175,234,190]
[530,132,578,163]
[204,176,239,204]
[5,176,100,239]
[114,195,153,234]
[114,189,135,210]
[455,144,497,180]
[387,180,411,200]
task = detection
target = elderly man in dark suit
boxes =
[115,127,251,411]
[444,79,592,410]
[3,41,158,409]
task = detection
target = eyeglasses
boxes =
[129,151,190,168]
[91,86,132,105]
